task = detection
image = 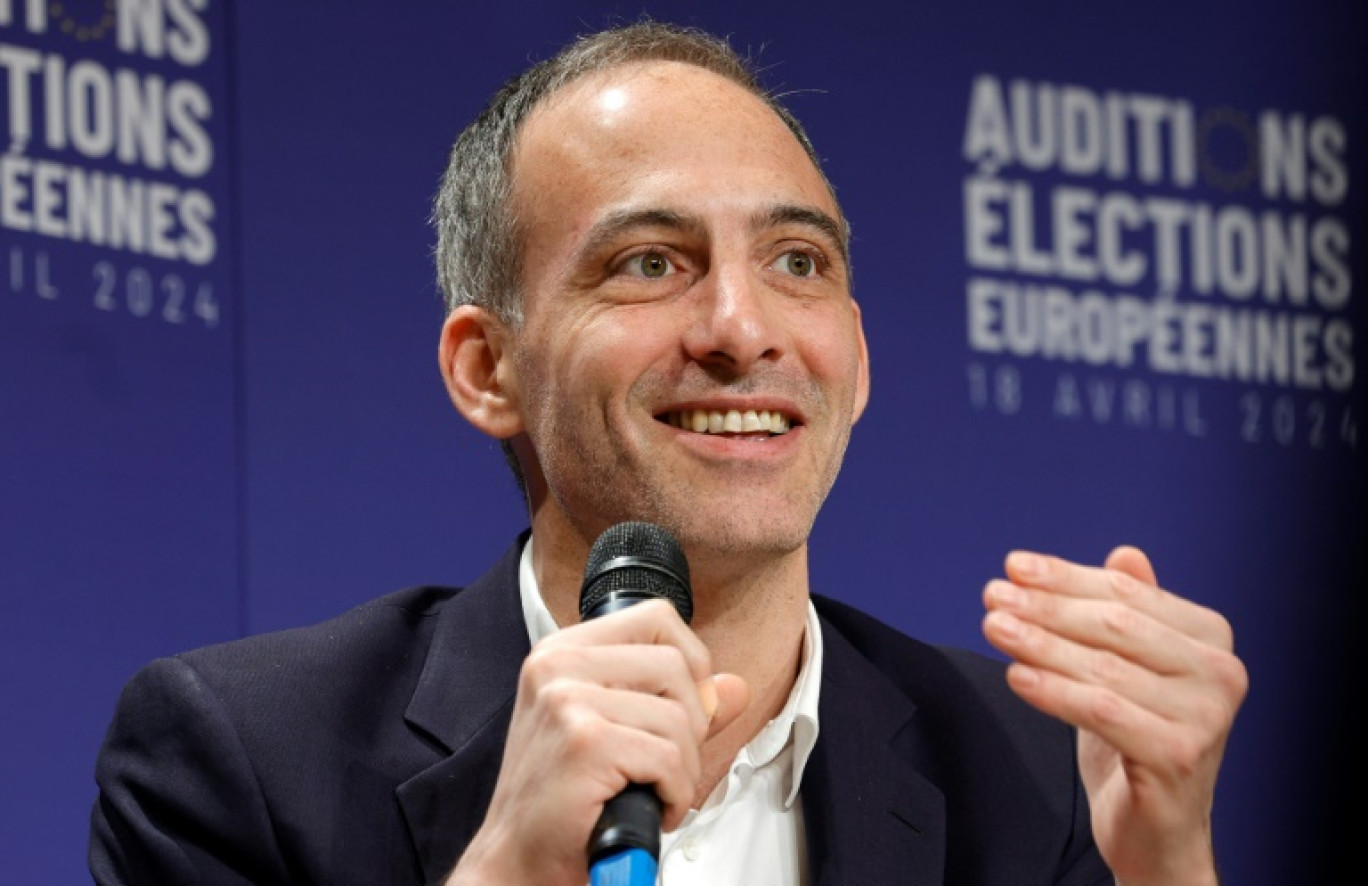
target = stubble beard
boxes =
[525,361,854,570]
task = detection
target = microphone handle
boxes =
[583,591,668,886]
[589,846,657,886]
[588,786,661,886]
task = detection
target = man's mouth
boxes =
[659,408,793,435]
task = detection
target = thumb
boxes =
[704,674,750,738]
[1105,545,1158,585]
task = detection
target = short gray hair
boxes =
[432,20,843,325]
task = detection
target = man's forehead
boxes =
[513,60,833,203]
[514,59,798,170]
[504,55,848,281]
[532,59,750,118]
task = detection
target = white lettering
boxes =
[963,75,1013,169]
[68,61,115,158]
[1308,117,1349,206]
[1260,112,1305,201]
[166,80,212,175]
[0,44,41,148]
[166,0,211,66]
[0,0,47,32]
[1052,186,1097,280]
[964,175,1010,269]
[1310,218,1351,310]
[0,156,217,263]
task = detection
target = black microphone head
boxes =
[580,521,692,624]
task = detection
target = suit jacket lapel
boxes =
[804,612,948,885]
[395,536,529,885]
[391,543,954,885]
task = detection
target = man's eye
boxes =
[776,250,818,277]
[625,251,676,279]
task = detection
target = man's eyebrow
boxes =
[756,204,849,263]
[574,208,705,263]
[571,204,849,265]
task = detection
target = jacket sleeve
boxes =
[1055,725,1115,886]
[89,656,291,885]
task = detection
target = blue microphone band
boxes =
[589,847,658,886]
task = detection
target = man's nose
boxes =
[680,262,782,374]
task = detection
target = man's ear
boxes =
[438,306,524,439]
[850,298,871,423]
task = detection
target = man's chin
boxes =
[669,511,814,561]
[575,474,823,559]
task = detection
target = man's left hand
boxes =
[982,547,1248,886]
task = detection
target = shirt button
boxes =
[682,837,700,862]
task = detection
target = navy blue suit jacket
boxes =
[90,536,1111,884]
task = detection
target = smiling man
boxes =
[91,21,1247,886]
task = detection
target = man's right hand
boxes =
[444,599,748,886]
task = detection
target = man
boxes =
[90,21,1247,886]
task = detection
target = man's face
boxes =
[504,60,870,567]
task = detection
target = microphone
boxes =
[579,521,693,886]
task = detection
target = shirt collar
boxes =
[743,600,822,808]
[517,536,822,810]
[518,536,561,646]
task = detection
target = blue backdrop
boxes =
[2,2,1363,883]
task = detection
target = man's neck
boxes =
[689,558,810,801]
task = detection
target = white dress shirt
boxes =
[518,538,823,886]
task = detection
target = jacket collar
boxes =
[392,536,949,885]
[804,603,948,885]
[396,533,528,884]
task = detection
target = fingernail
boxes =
[1008,551,1045,579]
[987,581,1024,607]
[1009,664,1040,687]
[698,678,718,722]
[987,610,1021,638]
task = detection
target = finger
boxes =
[516,679,706,834]
[536,678,700,765]
[580,686,700,782]
[981,601,1248,735]
[981,608,1190,721]
[562,598,715,683]
[1002,655,1244,783]
[522,643,711,740]
[1105,544,1157,586]
[999,660,1182,763]
[984,580,1198,677]
[1002,551,1233,650]
[581,718,703,831]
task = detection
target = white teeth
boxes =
[666,409,791,435]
